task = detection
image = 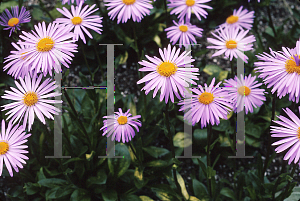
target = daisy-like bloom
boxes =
[223,74,266,114]
[168,0,212,22]
[254,41,300,103]
[271,107,300,165]
[0,6,31,37]
[17,22,78,77]
[178,77,233,128]
[137,44,199,103]
[219,6,255,31]
[62,0,85,5]
[3,42,32,79]
[104,0,153,24]
[165,20,203,48]
[1,74,62,131]
[100,108,141,143]
[0,120,31,177]
[207,27,255,63]
[55,2,103,44]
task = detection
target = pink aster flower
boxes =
[104,0,153,24]
[62,0,85,5]
[165,20,203,48]
[55,2,103,44]
[223,74,266,114]
[0,120,31,177]
[100,108,141,143]
[137,44,199,103]
[17,21,78,77]
[207,27,255,63]
[271,107,300,165]
[0,6,31,37]
[219,6,255,31]
[3,42,33,79]
[168,0,212,22]
[178,77,233,128]
[254,41,300,103]
[1,74,62,131]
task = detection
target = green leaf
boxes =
[151,184,181,201]
[31,8,44,21]
[25,183,40,195]
[173,132,192,148]
[212,120,230,132]
[86,169,107,188]
[71,189,91,201]
[38,178,68,188]
[121,194,142,201]
[134,166,147,189]
[102,189,118,201]
[108,143,131,178]
[193,129,207,142]
[207,166,216,179]
[142,146,170,158]
[193,179,208,198]
[220,187,237,201]
[0,1,18,12]
[139,196,154,201]
[146,159,172,167]
[176,172,189,200]
[203,65,222,76]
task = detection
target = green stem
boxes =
[267,5,277,38]
[79,41,93,85]
[165,102,183,200]
[38,0,54,21]
[129,142,142,165]
[133,24,141,79]
[262,92,276,180]
[18,0,23,12]
[281,164,297,199]
[93,43,104,82]
[230,60,235,79]
[207,123,212,198]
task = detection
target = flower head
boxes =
[1,74,62,131]
[168,0,212,21]
[16,22,77,77]
[100,109,141,143]
[104,0,153,24]
[0,120,31,177]
[178,77,233,128]
[223,74,266,114]
[55,2,103,44]
[0,6,31,37]
[207,27,255,63]
[271,107,300,165]
[219,6,255,30]
[62,0,85,5]
[254,41,300,103]
[137,44,199,103]
[165,20,203,48]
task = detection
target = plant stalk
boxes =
[207,123,212,198]
[79,41,93,85]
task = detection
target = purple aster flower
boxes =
[100,108,141,143]
[219,6,255,31]
[17,22,78,77]
[104,0,153,24]
[55,2,103,44]
[271,107,300,165]
[137,44,199,103]
[223,74,266,114]
[168,0,212,22]
[62,0,85,5]
[1,74,62,131]
[254,41,300,103]
[0,120,31,177]
[0,6,31,37]
[207,27,256,63]
[165,20,203,48]
[178,77,233,128]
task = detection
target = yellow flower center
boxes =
[117,116,128,125]
[186,0,195,6]
[157,61,178,77]
[226,15,239,24]
[8,18,19,27]
[122,0,135,5]
[198,92,214,105]
[238,86,251,96]
[226,40,237,49]
[0,141,9,155]
[36,37,55,52]
[23,91,38,106]
[297,127,300,140]
[285,56,300,74]
[179,25,188,32]
[71,16,83,25]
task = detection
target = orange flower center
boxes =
[117,116,128,125]
[285,56,300,74]
[297,128,300,139]
[37,37,55,52]
[0,141,9,155]
[122,0,135,5]
[226,40,237,49]
[226,15,239,24]
[23,91,38,106]
[198,92,214,105]
[8,18,19,27]
[238,86,251,96]
[179,25,188,32]
[157,61,177,77]
[71,16,83,25]
[185,0,195,6]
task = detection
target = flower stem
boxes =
[230,59,235,79]
[129,141,142,165]
[262,92,276,180]
[79,41,93,85]
[267,4,277,38]
[281,163,297,199]
[38,0,54,21]
[207,123,212,198]
[165,102,183,200]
